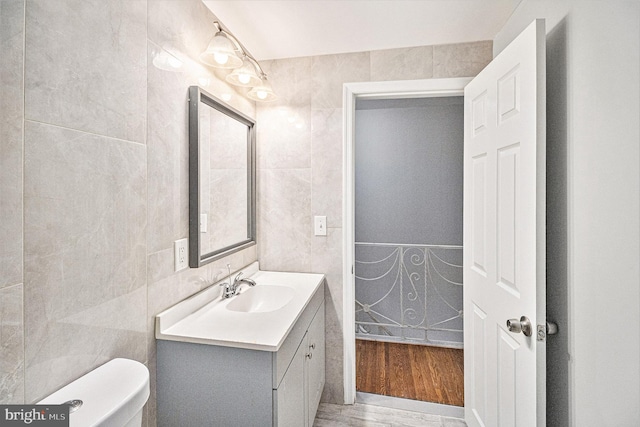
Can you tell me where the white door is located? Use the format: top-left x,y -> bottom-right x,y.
463,19 -> 546,427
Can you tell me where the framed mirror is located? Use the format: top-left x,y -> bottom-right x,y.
188,86 -> 256,267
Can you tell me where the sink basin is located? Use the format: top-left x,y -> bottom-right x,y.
155,266 -> 326,350
226,285 -> 295,313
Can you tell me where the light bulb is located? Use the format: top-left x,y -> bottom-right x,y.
238,73 -> 251,85
214,52 -> 229,65
256,90 -> 268,100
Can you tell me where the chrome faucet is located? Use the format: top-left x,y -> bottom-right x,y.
233,272 -> 256,288
219,265 -> 256,299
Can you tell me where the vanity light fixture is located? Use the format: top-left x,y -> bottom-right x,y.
247,75 -> 277,102
199,30 -> 243,68
200,21 -> 277,102
226,56 -> 262,87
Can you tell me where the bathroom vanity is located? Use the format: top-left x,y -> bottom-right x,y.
155,265 -> 325,427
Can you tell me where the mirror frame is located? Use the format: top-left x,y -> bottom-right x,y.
188,85 -> 256,268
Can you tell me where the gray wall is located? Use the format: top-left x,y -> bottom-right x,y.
0,0 -> 25,404
495,1 -> 640,426
355,97 -> 464,245
0,2 -> 257,426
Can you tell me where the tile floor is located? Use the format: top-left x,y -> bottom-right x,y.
313,403 -> 467,427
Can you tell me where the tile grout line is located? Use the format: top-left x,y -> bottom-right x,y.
22,118 -> 146,147
21,0 -> 27,405
144,0 -> 150,372
144,2 -> 150,424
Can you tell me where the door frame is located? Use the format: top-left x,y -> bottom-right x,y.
342,77 -> 472,404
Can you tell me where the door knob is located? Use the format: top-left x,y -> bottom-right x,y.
506,316 -> 533,337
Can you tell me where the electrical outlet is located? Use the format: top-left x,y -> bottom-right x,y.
174,238 -> 188,271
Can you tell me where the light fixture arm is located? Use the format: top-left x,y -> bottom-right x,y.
213,21 -> 267,78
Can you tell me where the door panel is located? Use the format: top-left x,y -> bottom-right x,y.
463,19 -> 546,427
497,327 -> 519,426
497,144 -> 519,296
471,155 -> 488,276
471,304 -> 488,423
498,65 -> 521,122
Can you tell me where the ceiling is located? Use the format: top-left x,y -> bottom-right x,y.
203,0 -> 522,61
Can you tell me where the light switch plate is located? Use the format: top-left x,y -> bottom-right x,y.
314,216 -> 327,236
174,238 -> 188,271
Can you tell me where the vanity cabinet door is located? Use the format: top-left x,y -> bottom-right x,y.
274,300 -> 325,427
276,338 -> 306,427
306,303 -> 325,427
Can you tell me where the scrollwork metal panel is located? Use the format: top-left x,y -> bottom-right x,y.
355,243 -> 463,347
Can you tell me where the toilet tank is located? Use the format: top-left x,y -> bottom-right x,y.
38,358 -> 149,427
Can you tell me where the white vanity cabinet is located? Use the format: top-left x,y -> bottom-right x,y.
156,272 -> 325,427
306,303 -> 325,426
276,302 -> 325,427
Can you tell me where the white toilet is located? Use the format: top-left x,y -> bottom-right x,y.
38,358 -> 150,427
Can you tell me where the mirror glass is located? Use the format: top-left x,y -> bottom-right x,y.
189,86 -> 256,267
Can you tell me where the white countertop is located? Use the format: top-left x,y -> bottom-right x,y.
155,264 -> 325,352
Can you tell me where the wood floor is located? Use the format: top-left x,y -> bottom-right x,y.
356,339 -> 464,407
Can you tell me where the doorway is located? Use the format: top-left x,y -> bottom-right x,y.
342,78 -> 471,417
353,95 -> 464,407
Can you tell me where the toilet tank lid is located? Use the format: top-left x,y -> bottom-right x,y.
38,358 -> 149,427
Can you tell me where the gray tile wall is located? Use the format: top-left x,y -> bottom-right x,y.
1,1 -> 257,426
0,0 -> 25,405
257,41 -> 492,403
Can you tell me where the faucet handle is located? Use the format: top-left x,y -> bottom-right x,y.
219,281 -> 231,298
